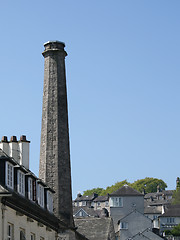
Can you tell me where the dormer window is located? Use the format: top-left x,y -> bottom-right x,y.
17,170 -> 25,196
28,178 -> 33,201
47,191 -> 53,213
120,222 -> 128,229
37,184 -> 44,208
6,162 -> 14,189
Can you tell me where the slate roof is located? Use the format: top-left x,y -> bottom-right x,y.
75,217 -> 115,240
74,193 -> 98,202
146,199 -> 172,207
73,206 -> 101,217
144,190 -> 174,199
93,194 -> 109,202
156,190 -> 174,196
144,206 -> 162,214
161,204 -> 180,217
144,192 -> 157,200
110,185 -> 143,196
129,228 -> 163,240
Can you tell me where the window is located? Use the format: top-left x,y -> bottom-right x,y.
30,233 -> 35,240
28,178 -> 33,200
110,197 -> 123,207
167,217 -> 175,223
17,170 -> 25,196
91,202 -> 94,207
47,191 -> 53,213
37,184 -> 44,208
120,222 -> 128,229
7,223 -> 14,240
82,201 -> 86,206
20,229 -> 25,240
6,162 -> 14,189
105,201 -> 109,207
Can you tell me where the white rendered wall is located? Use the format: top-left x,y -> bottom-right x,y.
1,204 -> 56,240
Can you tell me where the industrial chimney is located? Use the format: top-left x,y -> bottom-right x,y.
39,41 -> 74,228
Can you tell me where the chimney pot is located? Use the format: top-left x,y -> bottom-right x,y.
20,135 -> 27,142
1,136 -> 8,142
10,136 -> 17,142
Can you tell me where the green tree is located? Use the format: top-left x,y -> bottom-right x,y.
101,180 -> 130,195
171,224 -> 180,236
172,188 -> 180,204
130,177 -> 167,193
82,177 -> 167,196
83,187 -> 104,196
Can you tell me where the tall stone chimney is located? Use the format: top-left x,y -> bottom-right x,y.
39,41 -> 74,227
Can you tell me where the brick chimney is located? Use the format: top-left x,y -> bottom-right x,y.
39,41 -> 74,227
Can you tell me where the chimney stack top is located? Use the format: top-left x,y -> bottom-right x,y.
10,136 -> 17,142
20,135 -> 30,142
1,136 -> 8,142
43,41 -> 66,52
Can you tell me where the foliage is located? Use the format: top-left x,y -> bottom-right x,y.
130,177 -> 167,193
172,188 -> 180,205
83,177 -> 167,196
164,229 -> 172,236
100,180 -> 130,196
83,188 -> 104,196
171,224 -> 180,236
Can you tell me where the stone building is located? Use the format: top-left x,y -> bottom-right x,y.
0,137 -> 78,240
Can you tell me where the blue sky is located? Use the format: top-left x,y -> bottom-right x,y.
0,1 -> 180,199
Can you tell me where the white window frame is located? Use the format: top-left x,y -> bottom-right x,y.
47,190 -> 53,213
28,178 -> 33,201
82,201 -> 86,206
7,223 -> 14,240
17,170 -> 25,196
110,197 -> 123,207
37,184 -> 44,208
167,217 -> 175,223
120,222 -> 128,229
6,162 -> 14,189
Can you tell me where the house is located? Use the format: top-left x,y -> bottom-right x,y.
109,185 -> 144,233
144,205 -> 162,229
144,190 -> 174,202
117,210 -> 163,240
73,206 -> 102,218
93,194 -> 109,210
159,204 -> 180,236
0,139 -> 65,240
74,193 -> 98,207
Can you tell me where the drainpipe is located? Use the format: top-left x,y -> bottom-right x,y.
1,203 -> 6,240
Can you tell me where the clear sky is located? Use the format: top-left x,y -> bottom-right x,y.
0,1 -> 180,199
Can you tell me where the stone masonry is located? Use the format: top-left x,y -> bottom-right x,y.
39,41 -> 74,228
